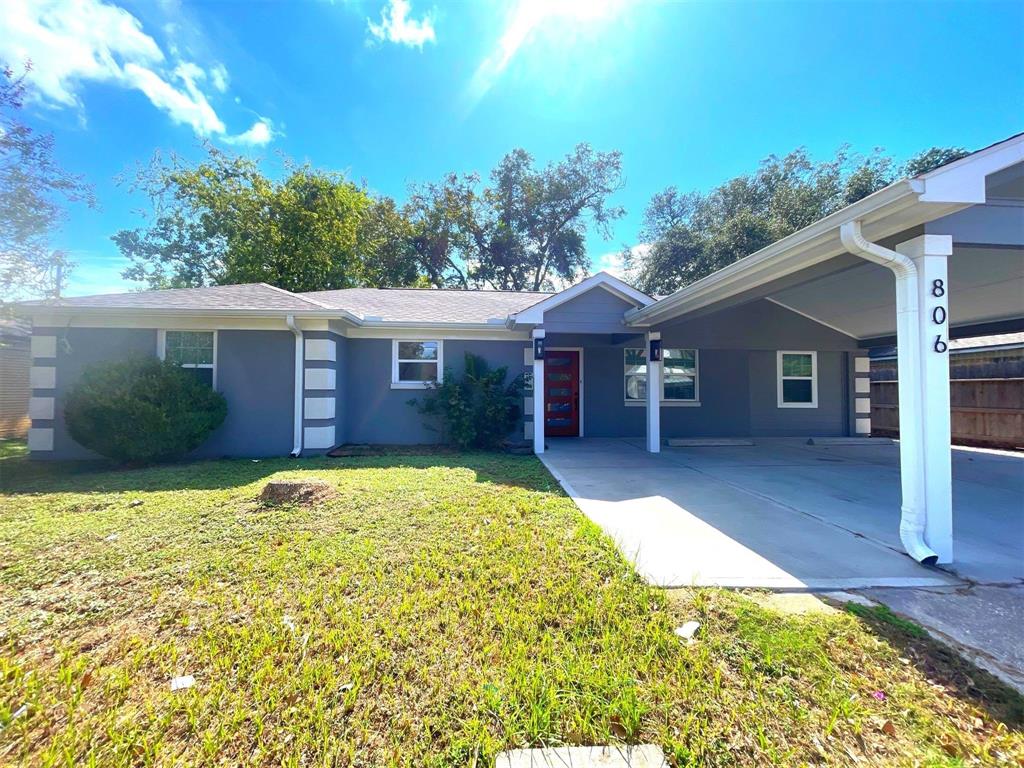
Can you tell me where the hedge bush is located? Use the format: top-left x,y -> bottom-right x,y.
64,356 -> 227,464
410,352 -> 523,449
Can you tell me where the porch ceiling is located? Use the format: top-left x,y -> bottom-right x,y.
763,244 -> 1024,340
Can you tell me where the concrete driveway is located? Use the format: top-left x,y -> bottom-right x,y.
540,437 -> 1024,688
539,438 -> 1022,590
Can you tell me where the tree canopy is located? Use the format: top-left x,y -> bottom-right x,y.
406,144 -> 625,291
0,65 -> 94,303
115,147 -> 406,292
627,145 -> 970,295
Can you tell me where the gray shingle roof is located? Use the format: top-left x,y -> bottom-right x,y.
300,287 -> 553,324
19,283 -> 332,312
17,282 -> 557,323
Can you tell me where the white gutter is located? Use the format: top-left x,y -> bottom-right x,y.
839,221 -> 938,565
285,314 -> 304,457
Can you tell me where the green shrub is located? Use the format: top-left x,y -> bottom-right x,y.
410,352 -> 523,449
64,356 -> 227,464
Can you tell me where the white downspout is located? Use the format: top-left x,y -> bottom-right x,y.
286,314 -> 304,457
839,221 -> 938,565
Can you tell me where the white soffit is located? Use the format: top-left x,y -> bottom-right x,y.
768,246 -> 1024,339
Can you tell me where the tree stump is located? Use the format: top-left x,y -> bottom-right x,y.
259,479 -> 337,505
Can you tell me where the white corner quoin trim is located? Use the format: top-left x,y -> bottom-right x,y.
29,396 -> 55,420
31,335 -> 57,358
30,366 -> 56,390
305,368 -> 336,391
304,396 -> 336,420
304,338 -> 337,362
303,425 -> 336,450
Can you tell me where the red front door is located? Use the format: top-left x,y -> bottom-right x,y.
544,350 -> 580,437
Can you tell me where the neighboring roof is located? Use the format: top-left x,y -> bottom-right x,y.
301,287 -> 552,324
0,318 -> 30,338
949,332 -> 1024,353
18,283 -> 333,314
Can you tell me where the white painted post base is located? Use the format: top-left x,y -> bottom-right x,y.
646,331 -> 661,453
532,329 -> 545,455
898,234 -> 954,563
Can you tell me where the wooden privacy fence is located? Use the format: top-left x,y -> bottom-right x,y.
871,378 -> 1024,449
0,339 -> 31,439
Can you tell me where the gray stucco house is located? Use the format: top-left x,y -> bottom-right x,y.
15,134 -> 1024,566
18,272 -> 868,460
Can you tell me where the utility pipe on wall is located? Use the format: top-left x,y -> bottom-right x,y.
839,221 -> 938,565
286,314 -> 304,457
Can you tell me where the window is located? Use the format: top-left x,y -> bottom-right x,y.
624,348 -> 648,402
663,348 -> 698,402
624,347 -> 699,404
392,340 -> 442,388
777,351 -> 817,407
160,330 -> 216,387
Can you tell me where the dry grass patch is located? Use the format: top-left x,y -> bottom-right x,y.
0,454 -> 1021,766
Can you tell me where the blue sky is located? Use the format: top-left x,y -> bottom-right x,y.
3,0 -> 1022,297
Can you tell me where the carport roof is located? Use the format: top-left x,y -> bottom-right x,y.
626,133 -> 1024,333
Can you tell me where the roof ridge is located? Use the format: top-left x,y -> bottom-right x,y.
300,286 -> 556,295
258,282 -> 334,309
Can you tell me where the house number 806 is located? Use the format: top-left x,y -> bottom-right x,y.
931,278 -> 947,353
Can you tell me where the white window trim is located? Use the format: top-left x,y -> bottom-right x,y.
158,329 -> 218,389
623,347 -> 701,407
777,350 -> 818,408
391,338 -> 443,389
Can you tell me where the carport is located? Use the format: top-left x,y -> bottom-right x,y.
540,438 -> 1022,589
624,134 -> 1024,568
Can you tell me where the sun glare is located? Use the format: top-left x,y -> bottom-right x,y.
462,0 -> 630,114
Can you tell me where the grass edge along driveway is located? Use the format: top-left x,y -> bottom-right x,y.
0,452 -> 1021,766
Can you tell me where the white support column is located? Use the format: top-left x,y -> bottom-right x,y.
646,331 -> 661,453
532,329 -> 545,455
898,234 -> 954,563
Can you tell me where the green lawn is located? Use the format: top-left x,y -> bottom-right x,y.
0,454 -> 1020,766
0,439 -> 27,461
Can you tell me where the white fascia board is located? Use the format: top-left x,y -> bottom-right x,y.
15,304 -> 343,318
345,325 -> 529,340
918,133 -> 1024,204
510,271 -> 654,326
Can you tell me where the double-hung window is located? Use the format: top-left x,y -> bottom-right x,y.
161,330 -> 216,387
624,347 -> 699,404
392,340 -> 442,388
777,351 -> 817,407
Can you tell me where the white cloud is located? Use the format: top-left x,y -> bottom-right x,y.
223,117 -> 276,147
210,63 -> 229,93
0,0 -> 272,143
594,242 -> 648,281
367,0 -> 436,48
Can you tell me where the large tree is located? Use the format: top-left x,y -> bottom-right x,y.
407,144 -> 625,291
115,147 -> 418,293
0,65 -> 94,302
629,145 -> 970,295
